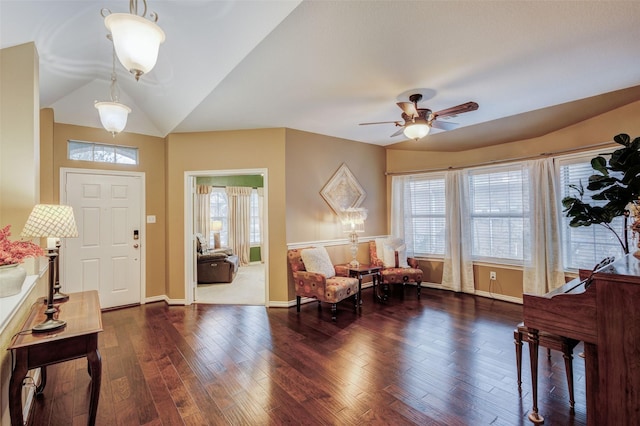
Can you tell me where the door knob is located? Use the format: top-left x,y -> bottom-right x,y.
133,244 -> 139,248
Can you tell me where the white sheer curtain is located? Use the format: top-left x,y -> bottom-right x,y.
257,187 -> 265,263
441,170 -> 475,293
391,175 -> 414,256
195,185 -> 211,246
523,158 -> 565,295
226,186 -> 252,266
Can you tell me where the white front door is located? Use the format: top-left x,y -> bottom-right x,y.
63,170 -> 143,309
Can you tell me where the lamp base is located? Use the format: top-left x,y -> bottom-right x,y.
51,290 -> 69,303
349,259 -> 360,268
32,318 -> 66,333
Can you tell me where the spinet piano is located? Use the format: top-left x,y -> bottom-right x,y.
523,253 -> 640,425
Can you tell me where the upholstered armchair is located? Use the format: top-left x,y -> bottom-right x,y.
287,246 -> 359,321
369,239 -> 423,299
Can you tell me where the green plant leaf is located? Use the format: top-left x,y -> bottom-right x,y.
591,156 -> 608,175
614,133 -> 631,147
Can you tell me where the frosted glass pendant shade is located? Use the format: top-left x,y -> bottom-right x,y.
95,101 -> 131,136
403,123 -> 430,141
105,13 -> 165,80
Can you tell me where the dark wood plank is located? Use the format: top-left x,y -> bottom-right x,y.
29,287 -> 586,425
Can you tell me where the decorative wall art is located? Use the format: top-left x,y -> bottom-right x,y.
320,163 -> 366,214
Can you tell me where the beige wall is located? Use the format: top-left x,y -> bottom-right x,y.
0,42 -> 49,426
46,119 -> 167,298
165,129 -> 288,301
284,129 -> 387,297
0,42 -> 39,230
285,129 -> 387,242
389,99 -> 640,299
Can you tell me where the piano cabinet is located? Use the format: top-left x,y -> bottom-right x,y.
523,253 -> 640,426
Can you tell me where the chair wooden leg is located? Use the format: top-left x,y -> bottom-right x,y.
296,296 -> 301,313
416,281 -> 422,298
318,300 -> 322,311
331,303 -> 337,321
354,293 -> 359,312
514,329 -> 523,391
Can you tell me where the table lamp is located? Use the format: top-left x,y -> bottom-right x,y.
341,207 -> 367,268
211,220 -> 223,249
21,204 -> 78,333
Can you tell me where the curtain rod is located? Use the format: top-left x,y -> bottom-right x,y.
385,140 -> 616,176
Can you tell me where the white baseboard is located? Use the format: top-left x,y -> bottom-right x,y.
474,289 -> 522,304
144,282 -> 522,309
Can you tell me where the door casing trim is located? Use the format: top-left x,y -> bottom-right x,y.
184,168 -> 269,306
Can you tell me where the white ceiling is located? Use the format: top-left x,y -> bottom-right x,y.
2,0 -> 640,152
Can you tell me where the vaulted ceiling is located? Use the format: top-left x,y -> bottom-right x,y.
2,1 -> 640,152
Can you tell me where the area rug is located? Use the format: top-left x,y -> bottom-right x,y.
196,262 -> 266,305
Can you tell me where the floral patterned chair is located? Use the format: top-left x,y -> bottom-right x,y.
287,246 -> 359,321
369,239 -> 423,300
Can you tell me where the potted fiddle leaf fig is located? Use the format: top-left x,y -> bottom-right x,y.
562,133 -> 640,254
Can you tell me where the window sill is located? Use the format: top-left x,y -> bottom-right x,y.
0,260 -> 47,335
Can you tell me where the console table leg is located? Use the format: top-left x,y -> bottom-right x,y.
9,351 -> 28,426
87,345 -> 102,426
36,366 -> 47,395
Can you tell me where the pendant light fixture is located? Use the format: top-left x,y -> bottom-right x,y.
95,39 -> 131,137
102,0 -> 165,81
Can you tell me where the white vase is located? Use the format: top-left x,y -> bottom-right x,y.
0,263 -> 27,297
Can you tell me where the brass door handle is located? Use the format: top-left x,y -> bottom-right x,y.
133,244 -> 139,248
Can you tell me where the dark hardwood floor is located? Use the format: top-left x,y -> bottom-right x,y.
29,287 -> 586,425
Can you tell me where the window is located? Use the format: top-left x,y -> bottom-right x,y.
405,174 -> 446,256
209,188 -> 228,247
250,189 -> 261,245
68,140 -> 138,165
468,165 -> 529,263
208,187 -> 261,248
557,153 -> 625,270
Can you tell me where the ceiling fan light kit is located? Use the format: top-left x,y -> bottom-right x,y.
404,122 -> 430,140
102,0 -> 165,81
360,93 -> 479,141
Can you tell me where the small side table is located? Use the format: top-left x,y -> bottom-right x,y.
347,265 -> 384,304
8,290 -> 103,426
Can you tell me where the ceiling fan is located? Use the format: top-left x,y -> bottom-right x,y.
360,94 -> 479,140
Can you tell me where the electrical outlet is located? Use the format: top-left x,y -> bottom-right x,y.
489,271 -> 497,280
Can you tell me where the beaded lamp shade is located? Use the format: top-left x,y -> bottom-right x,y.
21,205 -> 78,238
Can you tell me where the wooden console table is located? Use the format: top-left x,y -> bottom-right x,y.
8,290 -> 103,426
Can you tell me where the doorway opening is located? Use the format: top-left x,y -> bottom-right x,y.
184,168 -> 269,306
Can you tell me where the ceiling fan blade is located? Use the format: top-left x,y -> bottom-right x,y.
431,120 -> 459,131
433,101 -> 479,118
390,127 -> 405,137
359,120 -> 401,126
396,101 -> 418,117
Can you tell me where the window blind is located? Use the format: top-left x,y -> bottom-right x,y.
407,175 -> 446,256
557,154 -> 625,270
468,165 -> 529,262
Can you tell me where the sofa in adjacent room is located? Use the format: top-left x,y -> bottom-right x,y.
196,234 -> 239,284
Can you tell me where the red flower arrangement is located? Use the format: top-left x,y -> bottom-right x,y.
0,225 -> 45,266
